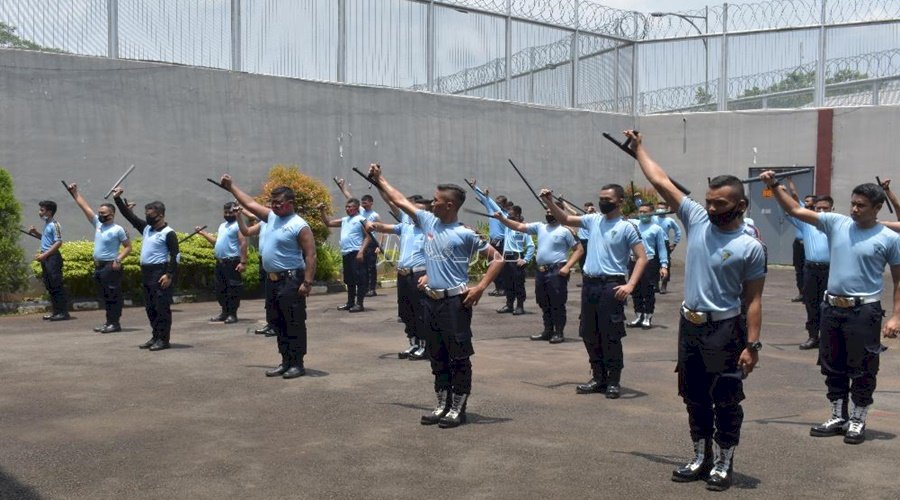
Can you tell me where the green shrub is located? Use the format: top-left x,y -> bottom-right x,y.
0,168 -> 29,295
257,164 -> 332,242
623,184 -> 661,217
314,242 -> 341,282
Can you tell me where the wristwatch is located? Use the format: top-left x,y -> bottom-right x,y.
746,341 -> 763,352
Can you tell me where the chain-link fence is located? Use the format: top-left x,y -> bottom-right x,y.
1,0 -> 898,114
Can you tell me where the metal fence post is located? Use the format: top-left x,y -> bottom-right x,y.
427,0 -> 435,92
570,0 -> 580,108
505,0 -> 512,100
815,0 -> 827,107
231,0 -> 241,72
630,13 -> 639,116
718,3 -> 729,111
107,0 -> 118,59
614,44 -> 620,112
337,0 -> 347,83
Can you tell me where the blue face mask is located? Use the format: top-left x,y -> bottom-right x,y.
639,214 -> 652,223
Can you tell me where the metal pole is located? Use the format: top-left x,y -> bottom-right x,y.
427,0 -> 435,91
703,6 -> 709,100
231,0 -> 241,72
337,0 -> 347,83
814,0 -> 827,107
631,13 -> 639,116
570,0 -> 579,108
107,0 -> 118,58
718,3 -> 729,111
614,44 -> 620,112
505,0 -> 512,99
529,47 -> 535,102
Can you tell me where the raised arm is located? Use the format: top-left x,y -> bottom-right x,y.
66,183 -> 96,223
760,170 -> 819,226
627,130 -> 684,210
196,226 -> 217,245
880,178 -> 900,221
494,212 -> 528,233
111,187 -> 147,232
375,183 -> 402,220
316,204 -> 344,228
785,176 -> 801,203
234,208 -> 261,237
336,178 -> 353,200
367,164 -> 417,221
220,174 -> 271,222
540,190 -> 582,227
364,221 -> 398,234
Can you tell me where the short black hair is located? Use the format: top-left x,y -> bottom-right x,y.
496,195 -> 508,206
270,186 -> 296,202
346,198 -> 360,207
600,184 -> 625,200
708,175 -> 746,202
584,201 -> 594,207
437,183 -> 466,207
509,205 -> 522,217
361,194 -> 374,203
223,201 -> 238,211
145,201 -> 166,216
99,203 -> 116,214
38,200 -> 57,215
851,183 -> 885,206
815,195 -> 834,206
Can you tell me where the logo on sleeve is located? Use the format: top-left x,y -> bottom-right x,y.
721,249 -> 733,262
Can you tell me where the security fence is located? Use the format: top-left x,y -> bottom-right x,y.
1,0 -> 898,114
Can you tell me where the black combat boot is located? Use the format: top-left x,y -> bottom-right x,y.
705,444 -> 735,491
420,390 -> 451,425
438,393 -> 469,428
672,438 -> 713,482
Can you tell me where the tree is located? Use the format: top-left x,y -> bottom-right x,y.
0,168 -> 30,295
0,22 -> 64,52
737,68 -> 869,108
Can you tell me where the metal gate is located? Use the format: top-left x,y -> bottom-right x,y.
747,166 -> 815,265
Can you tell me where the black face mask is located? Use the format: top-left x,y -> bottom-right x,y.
598,201 -> 617,214
224,216 -> 236,223
98,214 -> 112,223
545,215 -> 556,224
708,206 -> 743,228
146,214 -> 160,226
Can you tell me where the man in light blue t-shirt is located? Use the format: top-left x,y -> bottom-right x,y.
628,204 -> 669,329
66,183 -> 132,333
785,195 -> 833,350
653,200 -> 681,294
369,164 -> 505,430
632,131 -> 766,491
196,202 -> 249,324
496,205 -> 535,316
544,184 -> 648,401
319,198 -> 372,312
764,172 -> 900,446
27,200 -> 70,321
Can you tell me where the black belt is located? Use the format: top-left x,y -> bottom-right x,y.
805,261 -> 830,269
583,275 -> 626,284
217,256 -> 241,263
537,262 -> 565,273
267,269 -> 304,282
504,251 -> 522,259
94,260 -> 114,269
140,263 -> 168,270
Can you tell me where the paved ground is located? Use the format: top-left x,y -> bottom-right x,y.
1,267 -> 899,499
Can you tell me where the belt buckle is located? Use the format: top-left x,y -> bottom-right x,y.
833,296 -> 854,308
683,308 -> 706,325
397,268 -> 410,276
538,265 -> 548,273
268,272 -> 280,282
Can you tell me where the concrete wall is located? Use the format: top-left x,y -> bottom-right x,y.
3,49 -> 900,264
0,49 -> 632,245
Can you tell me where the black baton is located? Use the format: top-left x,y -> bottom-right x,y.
207,178 -> 229,191
179,225 -> 207,244
740,168 -> 812,184
603,132 -> 692,195
877,176 -> 894,214
18,227 -> 40,240
508,158 -> 547,209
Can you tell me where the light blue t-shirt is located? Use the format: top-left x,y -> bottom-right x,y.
257,220 -> 268,253
678,198 -> 768,312
580,213 -> 642,276
473,186 -> 507,240
416,210 -> 488,290
526,222 -> 577,266
393,222 -> 426,269
213,220 -> 241,259
787,216 -> 829,263
577,226 -> 590,240
636,220 -> 669,266
261,212 -> 309,273
816,213 -> 900,296
140,225 -> 175,265
502,227 -> 535,262
41,219 -> 62,252
652,215 -> 682,244
91,215 -> 128,261
361,208 -> 380,223
339,214 -> 367,254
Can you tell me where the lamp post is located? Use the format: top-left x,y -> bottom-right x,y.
651,8 -> 710,106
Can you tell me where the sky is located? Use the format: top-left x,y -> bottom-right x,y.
603,0 -> 719,11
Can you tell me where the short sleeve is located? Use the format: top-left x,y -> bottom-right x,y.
415,209 -> 435,230
815,212 -> 840,235
677,197 -> 707,231
624,221 -> 642,247
118,226 -> 129,242
581,213 -> 599,231
392,224 -> 402,236
745,240 -> 768,281
888,235 -> 900,266
525,223 -> 539,235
